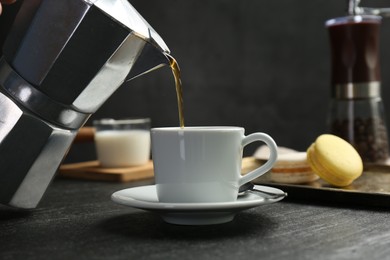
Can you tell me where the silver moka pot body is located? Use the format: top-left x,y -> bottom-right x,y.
0,0 -> 170,209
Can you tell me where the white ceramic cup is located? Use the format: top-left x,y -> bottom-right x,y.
151,126 -> 278,203
94,118 -> 151,167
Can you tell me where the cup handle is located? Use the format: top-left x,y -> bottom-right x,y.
239,133 -> 278,186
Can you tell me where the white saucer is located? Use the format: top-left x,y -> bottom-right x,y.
111,185 -> 285,225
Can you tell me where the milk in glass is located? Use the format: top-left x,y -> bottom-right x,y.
95,130 -> 150,167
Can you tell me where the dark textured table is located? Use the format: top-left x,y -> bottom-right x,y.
2,177 -> 390,260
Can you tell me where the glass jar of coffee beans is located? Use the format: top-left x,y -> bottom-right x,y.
328,97 -> 389,163
326,15 -> 390,164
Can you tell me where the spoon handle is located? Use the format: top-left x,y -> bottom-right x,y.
250,186 -> 287,200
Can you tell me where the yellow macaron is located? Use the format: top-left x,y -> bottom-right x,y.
307,134 -> 363,187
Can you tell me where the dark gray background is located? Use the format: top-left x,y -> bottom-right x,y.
93,0 -> 339,151
87,0 -> 390,154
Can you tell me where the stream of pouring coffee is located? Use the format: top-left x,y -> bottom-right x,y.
167,54 -> 185,128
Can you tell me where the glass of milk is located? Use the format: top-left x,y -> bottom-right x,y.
93,118 -> 151,168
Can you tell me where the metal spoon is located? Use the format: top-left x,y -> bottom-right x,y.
238,182 -> 287,200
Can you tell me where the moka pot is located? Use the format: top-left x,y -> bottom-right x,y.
0,0 -> 170,209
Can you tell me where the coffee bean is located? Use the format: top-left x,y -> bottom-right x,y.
331,116 -> 389,163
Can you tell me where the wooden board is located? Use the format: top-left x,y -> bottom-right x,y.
59,160 -> 154,182
59,157 -> 259,183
